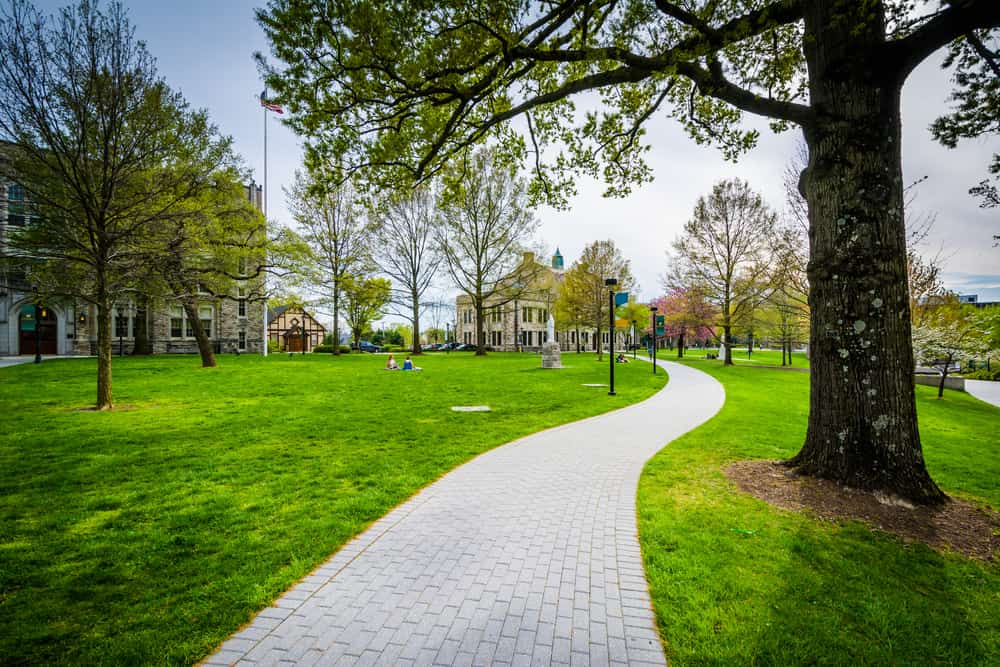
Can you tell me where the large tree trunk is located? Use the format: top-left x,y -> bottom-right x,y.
788,0 -> 944,505
183,300 -> 217,368
677,330 -> 685,358
474,294 -> 486,356
96,296 -> 113,410
412,293 -> 422,354
332,285 -> 341,355
722,324 -> 733,365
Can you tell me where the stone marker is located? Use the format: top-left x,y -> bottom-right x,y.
582,383 -> 608,387
541,314 -> 562,369
451,405 -> 491,412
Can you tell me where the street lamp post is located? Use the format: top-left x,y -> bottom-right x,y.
650,306 -> 658,375
34,304 -> 42,364
605,278 -> 618,396
514,298 -> 520,353
631,319 -> 637,360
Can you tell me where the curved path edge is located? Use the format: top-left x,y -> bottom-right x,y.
205,357 -> 725,667
964,379 -> 1000,409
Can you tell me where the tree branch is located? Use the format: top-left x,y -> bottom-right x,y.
886,0 -> 1000,81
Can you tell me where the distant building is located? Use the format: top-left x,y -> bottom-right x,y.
454,249 -> 628,352
267,306 -> 326,352
958,294 -> 1000,308
0,181 -> 265,356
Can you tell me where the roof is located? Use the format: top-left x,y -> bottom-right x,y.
267,305 -> 328,331
267,305 -> 290,324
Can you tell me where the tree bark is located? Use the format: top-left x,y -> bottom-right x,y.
722,324 -> 732,365
183,300 -> 217,368
96,296 -> 113,410
788,0 -> 944,504
332,285 -> 341,355
412,293 -> 422,354
474,293 -> 486,355
678,330 -> 685,358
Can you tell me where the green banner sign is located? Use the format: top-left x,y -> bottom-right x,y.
20,304 -> 36,331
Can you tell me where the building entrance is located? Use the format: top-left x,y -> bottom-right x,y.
19,305 -> 58,355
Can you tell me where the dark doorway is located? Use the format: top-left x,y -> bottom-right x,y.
19,306 -> 57,355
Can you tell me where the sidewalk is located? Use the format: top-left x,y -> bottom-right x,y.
205,358 -> 725,667
965,379 -> 1000,409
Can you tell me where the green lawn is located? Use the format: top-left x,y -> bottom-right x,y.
677,347 -> 811,368
638,359 -> 999,665
0,352 -> 664,665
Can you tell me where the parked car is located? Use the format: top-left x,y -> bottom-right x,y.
422,343 -> 441,351
454,343 -> 476,351
357,340 -> 382,353
438,342 -> 459,351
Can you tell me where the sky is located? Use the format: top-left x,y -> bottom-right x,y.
37,1 -> 999,318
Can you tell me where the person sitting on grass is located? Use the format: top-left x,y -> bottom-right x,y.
402,355 -> 422,371
386,354 -> 399,370
616,353 -> 629,364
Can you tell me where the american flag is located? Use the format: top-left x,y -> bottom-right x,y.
259,91 -> 284,114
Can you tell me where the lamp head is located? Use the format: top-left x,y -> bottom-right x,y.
605,278 -> 618,287
650,306 -> 658,312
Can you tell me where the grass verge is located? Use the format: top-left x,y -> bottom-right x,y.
638,359 -> 999,665
0,352 -> 664,665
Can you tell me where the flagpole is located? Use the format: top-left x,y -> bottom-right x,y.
262,94 -> 269,357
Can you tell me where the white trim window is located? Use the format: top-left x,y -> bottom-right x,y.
238,331 -> 247,350
170,304 -> 214,338
238,287 -> 247,318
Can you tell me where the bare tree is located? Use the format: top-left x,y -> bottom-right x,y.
371,185 -> 442,354
286,170 -> 370,354
668,179 -> 776,365
0,0 -> 237,409
437,150 -> 540,355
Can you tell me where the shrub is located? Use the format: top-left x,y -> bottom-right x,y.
312,345 -> 353,354
965,367 -> 1000,381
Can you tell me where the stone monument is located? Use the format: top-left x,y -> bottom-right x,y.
541,314 -> 562,369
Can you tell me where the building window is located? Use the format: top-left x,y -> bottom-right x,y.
522,307 -> 533,323
6,184 -> 28,226
238,287 -> 246,318
170,306 -> 183,338
237,256 -> 248,276
200,306 -> 213,338
542,331 -> 548,344
238,331 -> 246,350
170,304 -> 214,338
539,309 -> 547,323
526,331 -> 534,346
115,313 -> 129,338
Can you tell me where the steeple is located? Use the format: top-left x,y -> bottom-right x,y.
551,247 -> 564,270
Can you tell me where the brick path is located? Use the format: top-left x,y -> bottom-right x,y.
205,359 -> 724,666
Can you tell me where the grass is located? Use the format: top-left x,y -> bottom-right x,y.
677,347 -> 811,368
638,359 -> 999,665
0,351 -> 664,665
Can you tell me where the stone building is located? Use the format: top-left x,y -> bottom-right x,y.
0,181 -> 265,356
454,249 -> 628,352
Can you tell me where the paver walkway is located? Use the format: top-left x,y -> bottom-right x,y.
206,359 -> 725,667
965,379 -> 1000,408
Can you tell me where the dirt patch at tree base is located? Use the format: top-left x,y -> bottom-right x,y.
726,460 -> 999,561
